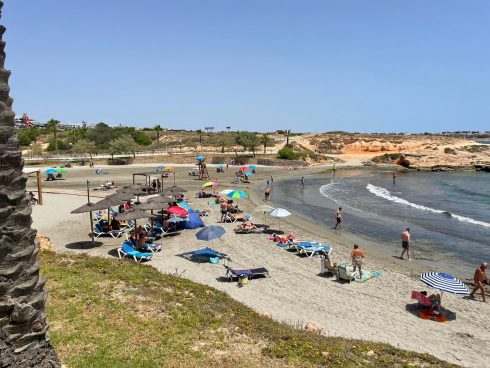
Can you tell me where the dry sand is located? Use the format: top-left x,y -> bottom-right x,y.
29,164 -> 490,368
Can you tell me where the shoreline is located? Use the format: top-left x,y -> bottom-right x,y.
29,163 -> 490,367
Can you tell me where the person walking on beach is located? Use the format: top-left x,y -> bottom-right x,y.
400,228 -> 411,260
470,262 -> 488,302
270,176 -> 274,185
351,244 -> 365,278
264,186 -> 271,202
334,207 -> 343,229
300,176 -> 305,189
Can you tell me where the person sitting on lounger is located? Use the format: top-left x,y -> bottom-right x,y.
421,291 -> 441,313
110,218 -> 121,230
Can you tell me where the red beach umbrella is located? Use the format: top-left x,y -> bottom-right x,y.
167,206 -> 188,216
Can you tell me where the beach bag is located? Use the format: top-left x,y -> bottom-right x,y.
238,274 -> 249,287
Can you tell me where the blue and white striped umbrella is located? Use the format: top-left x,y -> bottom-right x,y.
420,272 -> 469,295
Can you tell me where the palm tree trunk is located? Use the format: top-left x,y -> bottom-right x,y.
0,4 -> 60,366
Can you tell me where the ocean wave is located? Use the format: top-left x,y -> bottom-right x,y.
366,184 -> 490,228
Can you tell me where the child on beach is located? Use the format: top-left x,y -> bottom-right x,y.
264,187 -> 271,201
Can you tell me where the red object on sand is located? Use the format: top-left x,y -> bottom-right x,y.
419,309 -> 447,323
167,206 -> 188,216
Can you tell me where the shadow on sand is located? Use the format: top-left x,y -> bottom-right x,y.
65,241 -> 104,250
405,303 -> 457,321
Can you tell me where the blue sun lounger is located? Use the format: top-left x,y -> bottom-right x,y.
224,265 -> 269,282
117,241 -> 153,262
94,222 -> 124,238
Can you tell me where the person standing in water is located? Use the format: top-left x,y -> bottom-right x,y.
270,175 -> 274,185
393,170 -> 397,184
400,228 -> 411,260
300,176 -> 305,189
334,207 -> 343,230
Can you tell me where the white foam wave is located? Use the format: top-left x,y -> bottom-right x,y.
366,184 -> 490,228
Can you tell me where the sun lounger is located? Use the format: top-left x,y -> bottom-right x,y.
289,241 -> 320,252
411,291 -> 433,308
224,265 -> 269,282
117,241 -> 153,262
94,223 -> 124,238
320,255 -> 337,276
336,264 -> 356,283
234,226 -> 266,234
301,245 -> 332,258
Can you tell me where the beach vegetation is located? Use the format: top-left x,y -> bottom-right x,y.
73,139 -> 97,159
47,139 -> 70,152
132,130 -> 153,146
444,147 -> 457,155
278,146 -> 303,160
46,119 -> 61,154
109,135 -> 140,159
39,251 -> 455,368
261,133 -> 271,153
235,131 -> 259,156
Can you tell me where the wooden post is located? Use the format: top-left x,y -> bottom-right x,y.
36,170 -> 43,205
87,180 -> 94,244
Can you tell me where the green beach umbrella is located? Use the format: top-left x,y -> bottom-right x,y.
227,190 -> 249,199
56,168 -> 67,173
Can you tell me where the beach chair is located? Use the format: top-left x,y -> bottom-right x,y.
411,291 -> 432,308
336,264 -> 356,283
223,214 -> 237,223
302,245 -> 332,258
94,223 -> 124,238
320,255 -> 337,276
224,265 -> 269,282
290,241 -> 320,253
117,241 -> 153,262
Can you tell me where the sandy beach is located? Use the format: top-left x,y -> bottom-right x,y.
29,164 -> 490,368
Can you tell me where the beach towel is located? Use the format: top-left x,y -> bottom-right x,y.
339,263 -> 382,283
419,309 -> 448,323
354,269 -> 382,283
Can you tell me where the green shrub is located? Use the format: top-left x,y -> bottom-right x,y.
444,147 -> 457,155
132,131 -> 153,146
47,139 -> 70,151
278,147 -> 301,160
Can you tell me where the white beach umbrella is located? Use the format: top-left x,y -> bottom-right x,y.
220,189 -> 234,195
268,208 -> 291,218
268,208 -> 291,231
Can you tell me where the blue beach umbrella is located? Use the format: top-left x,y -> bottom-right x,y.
227,190 -> 249,199
248,165 -> 257,169
420,272 -> 469,296
196,155 -> 205,161
244,171 -> 254,177
45,168 -> 57,174
195,226 -> 226,241
216,163 -> 225,167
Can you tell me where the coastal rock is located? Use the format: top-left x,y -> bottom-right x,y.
304,321 -> 325,334
394,154 -> 410,168
258,311 -> 271,319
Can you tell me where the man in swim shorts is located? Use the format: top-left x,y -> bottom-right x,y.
400,228 -> 411,260
351,244 -> 365,278
470,262 -> 488,302
334,207 -> 342,230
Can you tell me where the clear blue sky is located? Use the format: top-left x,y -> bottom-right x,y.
3,1 -> 490,132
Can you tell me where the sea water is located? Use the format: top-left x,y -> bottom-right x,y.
272,170 -> 490,277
